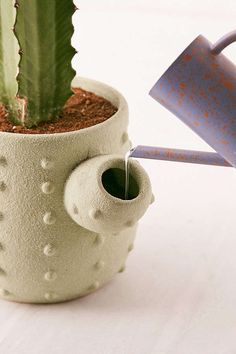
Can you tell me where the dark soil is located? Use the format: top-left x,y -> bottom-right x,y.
0,88 -> 118,134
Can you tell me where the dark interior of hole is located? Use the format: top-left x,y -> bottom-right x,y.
102,168 -> 139,200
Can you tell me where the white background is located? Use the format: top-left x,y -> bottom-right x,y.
1,1 -> 236,353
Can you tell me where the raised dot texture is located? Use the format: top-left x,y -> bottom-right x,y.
41,181 -> 55,194
0,289 -> 9,296
95,234 -> 105,245
94,260 -> 105,270
44,244 -> 56,257
119,265 -> 125,273
0,268 -> 5,275
41,158 -> 54,170
150,193 -> 155,204
73,204 -> 78,214
0,157 -> 7,166
43,211 -> 56,225
45,292 -> 57,301
89,281 -> 100,291
0,182 -> 6,192
121,132 -> 128,145
125,220 -> 135,228
89,208 -> 102,220
128,244 -> 134,252
44,271 -> 57,281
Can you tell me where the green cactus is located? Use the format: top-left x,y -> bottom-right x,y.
0,0 -> 76,127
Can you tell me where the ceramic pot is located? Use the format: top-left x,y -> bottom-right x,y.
0,77 -> 152,303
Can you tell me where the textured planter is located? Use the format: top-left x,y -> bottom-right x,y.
0,77 -> 152,303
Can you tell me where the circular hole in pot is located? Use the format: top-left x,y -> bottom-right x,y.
102,168 -> 139,200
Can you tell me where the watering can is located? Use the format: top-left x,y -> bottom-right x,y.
130,30 -> 236,169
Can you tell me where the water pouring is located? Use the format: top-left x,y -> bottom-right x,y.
0,10 -> 235,304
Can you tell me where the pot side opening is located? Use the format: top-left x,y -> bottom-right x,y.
102,168 -> 139,200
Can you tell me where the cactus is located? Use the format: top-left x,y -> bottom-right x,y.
0,0 -> 76,127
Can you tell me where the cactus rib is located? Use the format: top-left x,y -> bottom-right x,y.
0,0 -> 20,124
14,0 -> 76,127
0,0 -> 76,127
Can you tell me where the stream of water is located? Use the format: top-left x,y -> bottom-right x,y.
124,147 -> 136,200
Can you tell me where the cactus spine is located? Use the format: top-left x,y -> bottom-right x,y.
0,0 -> 76,127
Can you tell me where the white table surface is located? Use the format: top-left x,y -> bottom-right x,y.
1,1 -> 236,353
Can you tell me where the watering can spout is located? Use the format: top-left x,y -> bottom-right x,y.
130,145 -> 232,167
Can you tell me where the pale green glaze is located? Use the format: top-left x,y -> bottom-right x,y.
0,78 -> 152,303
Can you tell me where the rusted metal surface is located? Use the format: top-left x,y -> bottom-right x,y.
149,31 -> 236,168
130,145 -> 232,167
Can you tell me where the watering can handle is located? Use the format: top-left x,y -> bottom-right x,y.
211,30 -> 236,54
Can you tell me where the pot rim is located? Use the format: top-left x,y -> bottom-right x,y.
0,77 -> 128,140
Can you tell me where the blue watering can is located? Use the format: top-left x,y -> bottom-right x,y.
131,30 -> 236,169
